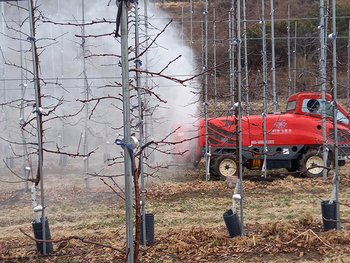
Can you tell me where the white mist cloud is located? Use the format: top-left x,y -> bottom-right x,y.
0,0 -> 199,173
134,3 -> 199,133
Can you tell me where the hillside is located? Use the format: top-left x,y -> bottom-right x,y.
157,0 -> 318,21
154,0 -> 349,115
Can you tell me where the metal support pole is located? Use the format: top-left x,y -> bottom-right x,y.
229,11 -> 233,107
243,0 -> 249,115
0,2 -> 11,169
0,3 -> 4,163
190,0 -> 193,74
262,0 -> 267,179
82,0 -> 89,189
270,0 -> 276,112
320,0 -> 327,180
17,1 -> 28,192
325,0 -> 329,67
204,0 -> 209,182
28,0 -> 46,254
120,0 -> 134,261
287,5 -> 291,97
347,20 -> 350,111
331,0 -> 340,231
134,1 -> 146,246
236,0 -> 245,236
230,0 -> 235,106
293,21 -> 297,93
213,8 -> 217,117
143,0 -> 150,187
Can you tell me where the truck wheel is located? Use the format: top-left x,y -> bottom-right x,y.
287,159 -> 299,172
214,155 -> 237,179
299,150 -> 326,177
210,158 -> 220,181
210,171 -> 221,181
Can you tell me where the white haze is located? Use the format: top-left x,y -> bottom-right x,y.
0,0 -> 199,182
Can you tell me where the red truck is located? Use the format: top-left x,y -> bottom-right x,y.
173,92 -> 350,179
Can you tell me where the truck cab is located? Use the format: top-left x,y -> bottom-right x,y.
286,92 -> 350,127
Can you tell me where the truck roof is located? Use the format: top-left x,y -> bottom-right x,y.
285,92 -> 350,126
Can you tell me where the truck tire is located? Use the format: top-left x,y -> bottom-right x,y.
210,158 -> 221,180
287,159 -> 299,172
299,149 -> 326,177
214,155 -> 238,179
210,171 -> 221,181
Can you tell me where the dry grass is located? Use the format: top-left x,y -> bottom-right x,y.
1,162 -> 350,262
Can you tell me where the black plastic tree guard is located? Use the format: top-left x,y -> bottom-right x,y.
223,209 -> 241,238
140,213 -> 155,246
32,217 -> 53,254
321,200 -> 337,231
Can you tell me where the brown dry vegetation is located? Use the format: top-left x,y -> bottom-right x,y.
1,161 -> 350,262
156,0 -> 350,116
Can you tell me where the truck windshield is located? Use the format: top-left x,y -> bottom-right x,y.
302,99 -> 349,125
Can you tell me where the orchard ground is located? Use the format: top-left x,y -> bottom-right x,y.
1,160 -> 350,262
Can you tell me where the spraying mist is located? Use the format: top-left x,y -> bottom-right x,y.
0,0 -> 199,185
